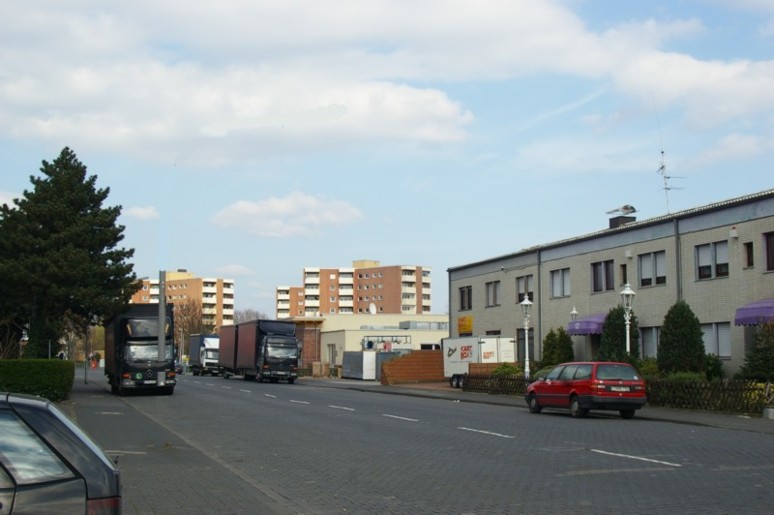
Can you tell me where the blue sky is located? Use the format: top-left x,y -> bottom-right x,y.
1,1 -> 773,316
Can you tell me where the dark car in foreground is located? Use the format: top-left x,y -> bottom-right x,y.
525,361 -> 647,419
0,392 -> 121,514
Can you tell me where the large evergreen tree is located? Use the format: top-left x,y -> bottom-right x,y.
657,300 -> 705,374
599,305 -> 640,362
0,148 -> 139,358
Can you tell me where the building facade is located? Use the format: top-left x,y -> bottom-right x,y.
447,189 -> 774,376
130,270 -> 235,329
293,313 -> 449,372
276,260 -> 432,318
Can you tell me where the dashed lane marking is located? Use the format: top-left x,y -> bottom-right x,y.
591,449 -> 682,467
458,427 -> 514,439
382,414 -> 418,422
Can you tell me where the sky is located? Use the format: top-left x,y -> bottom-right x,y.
1,1 -> 773,317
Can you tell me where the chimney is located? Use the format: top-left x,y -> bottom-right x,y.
609,215 -> 636,229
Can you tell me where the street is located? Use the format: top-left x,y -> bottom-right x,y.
68,370 -> 774,514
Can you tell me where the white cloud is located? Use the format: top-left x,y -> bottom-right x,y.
693,133 -> 774,166
125,206 -> 160,220
212,191 -> 364,237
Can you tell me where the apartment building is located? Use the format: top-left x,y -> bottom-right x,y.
448,189 -> 774,376
276,260 -> 432,318
130,270 -> 235,329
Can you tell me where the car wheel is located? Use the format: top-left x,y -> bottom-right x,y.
570,396 -> 588,418
527,393 -> 542,414
619,409 -> 635,419
287,378 -> 296,384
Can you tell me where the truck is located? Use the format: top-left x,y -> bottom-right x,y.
188,333 -> 221,376
104,304 -> 176,395
219,319 -> 300,383
443,336 -> 516,388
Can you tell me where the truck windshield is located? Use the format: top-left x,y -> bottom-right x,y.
204,349 -> 219,359
124,343 -> 174,361
266,345 -> 297,359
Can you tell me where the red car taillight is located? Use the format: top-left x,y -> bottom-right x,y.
87,496 -> 121,515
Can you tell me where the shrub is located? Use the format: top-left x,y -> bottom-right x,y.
705,354 -> 724,380
542,327 -> 574,368
658,301 -> 706,374
599,306 -> 640,361
637,357 -> 660,379
735,323 -> 774,382
491,362 -> 522,378
0,359 -> 74,401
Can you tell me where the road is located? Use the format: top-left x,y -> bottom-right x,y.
69,371 -> 774,514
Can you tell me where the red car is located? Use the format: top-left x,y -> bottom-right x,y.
525,361 -> 647,419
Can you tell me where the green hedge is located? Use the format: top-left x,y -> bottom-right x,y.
0,360 -> 75,402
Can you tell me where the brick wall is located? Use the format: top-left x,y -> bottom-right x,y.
380,350 -> 445,385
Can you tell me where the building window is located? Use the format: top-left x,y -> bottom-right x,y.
744,241 -> 754,268
550,268 -> 571,298
485,281 -> 500,307
766,232 -> 774,271
696,241 -> 729,280
701,322 -> 731,358
620,264 -> 628,286
639,251 -> 666,287
459,286 -> 472,311
641,327 -> 659,358
516,275 -> 533,302
591,260 -> 615,292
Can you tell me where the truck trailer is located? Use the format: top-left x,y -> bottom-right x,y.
104,304 -> 176,395
443,336 -> 516,388
220,319 -> 300,383
189,333 -> 221,376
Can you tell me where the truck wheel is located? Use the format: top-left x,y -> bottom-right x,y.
110,383 -> 118,395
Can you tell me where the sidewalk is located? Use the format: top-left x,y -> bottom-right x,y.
304,377 -> 774,435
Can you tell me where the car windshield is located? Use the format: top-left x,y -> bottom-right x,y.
204,349 -> 219,359
596,364 -> 640,380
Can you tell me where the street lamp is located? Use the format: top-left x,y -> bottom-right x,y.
620,283 -> 636,354
570,306 -> 578,321
520,296 -> 532,379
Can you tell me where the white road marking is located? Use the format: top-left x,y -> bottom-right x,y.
239,389 -> 251,393
329,405 -> 356,411
105,450 -> 147,455
591,449 -> 682,467
291,400 -> 310,405
221,386 -> 232,389
265,394 -> 277,398
98,411 -> 123,415
382,414 -> 418,422
458,427 -> 514,439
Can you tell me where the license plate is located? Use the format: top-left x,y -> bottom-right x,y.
143,380 -> 157,385
610,386 -> 629,392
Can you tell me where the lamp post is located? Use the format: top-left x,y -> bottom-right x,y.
520,297 -> 532,379
570,306 -> 578,322
620,283 -> 636,354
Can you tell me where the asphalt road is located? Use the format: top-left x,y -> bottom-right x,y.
67,370 -> 774,514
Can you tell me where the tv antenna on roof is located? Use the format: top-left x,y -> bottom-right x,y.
657,150 -> 683,213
